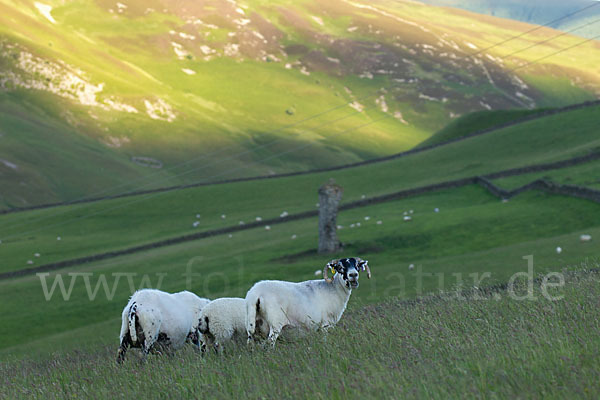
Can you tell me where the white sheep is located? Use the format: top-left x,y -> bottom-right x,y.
194,297 -> 269,354
245,257 -> 370,347
117,289 -> 210,363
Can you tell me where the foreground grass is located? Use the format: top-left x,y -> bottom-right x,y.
2,266 -> 598,399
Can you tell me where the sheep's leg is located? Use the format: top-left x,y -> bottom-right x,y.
143,330 -> 160,359
213,341 -> 223,355
267,325 -> 282,348
116,332 -> 131,364
200,334 -> 211,356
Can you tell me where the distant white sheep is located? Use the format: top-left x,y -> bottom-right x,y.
245,258 -> 370,347
580,234 -> 592,242
117,289 -> 209,363
194,297 -> 269,354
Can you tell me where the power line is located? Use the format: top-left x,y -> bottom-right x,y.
510,33 -> 600,71
499,17 -> 600,60
468,1 -> 600,57
37,2 -> 598,209
39,3 -> 600,204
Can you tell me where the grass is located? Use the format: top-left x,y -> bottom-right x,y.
2,264 -> 598,398
492,159 -> 600,190
1,103 -> 598,274
416,108 -> 545,148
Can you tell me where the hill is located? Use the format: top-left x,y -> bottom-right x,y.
415,107 -> 544,147
1,0 -> 599,207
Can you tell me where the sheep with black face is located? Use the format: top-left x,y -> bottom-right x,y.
245,257 -> 370,347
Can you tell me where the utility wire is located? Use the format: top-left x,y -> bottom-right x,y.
468,1 -> 600,57
510,33 -> 600,71
499,17 -> 600,60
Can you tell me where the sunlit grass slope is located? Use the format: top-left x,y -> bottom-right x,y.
0,0 -> 599,205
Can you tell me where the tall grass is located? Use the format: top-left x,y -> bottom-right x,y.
2,265 -> 598,399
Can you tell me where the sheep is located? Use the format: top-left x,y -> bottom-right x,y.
117,289 -> 210,363
194,297 -> 269,354
245,257 -> 370,347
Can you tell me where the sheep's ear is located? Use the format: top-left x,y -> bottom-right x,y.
357,259 -> 371,279
327,260 -> 338,274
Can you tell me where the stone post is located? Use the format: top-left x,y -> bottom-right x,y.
318,179 -> 343,254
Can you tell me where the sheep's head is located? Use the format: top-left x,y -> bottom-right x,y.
323,257 -> 370,289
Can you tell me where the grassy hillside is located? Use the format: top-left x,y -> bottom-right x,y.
493,159 -> 600,191
1,103 -> 598,275
2,265 -> 599,398
415,107 -> 543,148
0,0 -> 599,206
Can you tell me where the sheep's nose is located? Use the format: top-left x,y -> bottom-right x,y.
349,272 -> 358,279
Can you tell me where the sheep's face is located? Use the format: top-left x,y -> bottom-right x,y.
336,258 -> 361,289
325,257 -> 370,288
